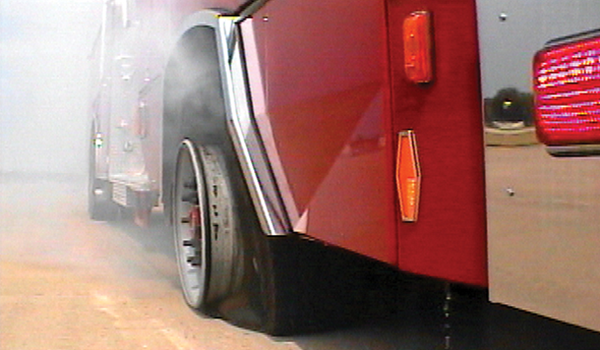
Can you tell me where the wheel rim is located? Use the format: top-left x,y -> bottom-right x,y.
174,140 -> 209,308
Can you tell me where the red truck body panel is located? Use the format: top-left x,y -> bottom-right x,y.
250,0 -> 397,265
387,0 -> 487,286
248,0 -> 487,285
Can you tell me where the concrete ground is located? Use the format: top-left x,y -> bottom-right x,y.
2,174 -> 600,350
0,175 -> 300,350
0,174 -> 434,350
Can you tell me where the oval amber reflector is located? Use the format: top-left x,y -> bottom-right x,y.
403,11 -> 433,83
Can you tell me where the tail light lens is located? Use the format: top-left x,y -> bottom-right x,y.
533,35 -> 600,146
403,11 -> 433,84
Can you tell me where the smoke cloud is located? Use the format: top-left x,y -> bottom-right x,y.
0,0 -> 103,175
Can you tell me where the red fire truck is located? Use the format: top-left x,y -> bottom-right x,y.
88,0 -> 600,335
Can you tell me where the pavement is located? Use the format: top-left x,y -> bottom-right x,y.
0,175 -> 299,350
2,173 -> 600,350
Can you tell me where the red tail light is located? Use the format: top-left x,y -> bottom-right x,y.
534,35 -> 600,147
403,11 -> 433,83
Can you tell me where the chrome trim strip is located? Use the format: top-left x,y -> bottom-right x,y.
216,15 -> 291,235
237,19 -> 302,229
545,28 -> 600,47
237,0 -> 270,21
546,144 -> 600,157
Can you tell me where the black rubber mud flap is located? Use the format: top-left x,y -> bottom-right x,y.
260,236 -> 380,336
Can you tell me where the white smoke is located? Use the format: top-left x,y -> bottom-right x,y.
0,0 -> 103,175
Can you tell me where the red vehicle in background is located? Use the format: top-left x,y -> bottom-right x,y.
88,0 -> 600,335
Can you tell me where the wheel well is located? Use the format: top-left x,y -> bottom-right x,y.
162,25 -> 228,215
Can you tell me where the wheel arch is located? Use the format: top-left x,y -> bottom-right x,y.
162,10 -> 229,217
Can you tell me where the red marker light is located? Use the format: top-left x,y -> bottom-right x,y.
534,35 -> 600,146
403,11 -> 433,83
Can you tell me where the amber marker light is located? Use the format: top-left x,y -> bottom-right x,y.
396,130 -> 422,222
403,11 -> 433,83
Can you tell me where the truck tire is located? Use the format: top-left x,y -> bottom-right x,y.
88,127 -> 119,221
172,138 -> 306,335
173,140 -> 245,310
